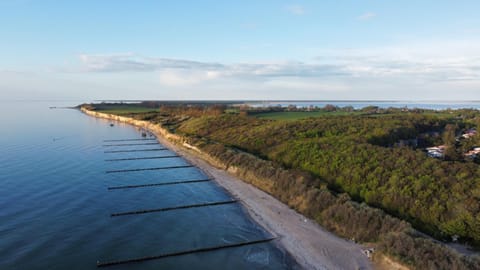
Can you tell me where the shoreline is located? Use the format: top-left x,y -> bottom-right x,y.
81,108 -> 373,270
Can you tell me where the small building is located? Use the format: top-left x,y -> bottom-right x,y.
464,147 -> 480,159
462,129 -> 477,139
428,150 -> 444,158
426,145 -> 446,159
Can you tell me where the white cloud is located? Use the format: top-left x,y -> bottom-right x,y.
77,54 -> 348,85
314,40 -> 480,82
63,40 -> 480,100
77,42 -> 480,84
79,53 -> 223,72
285,5 -> 305,15
357,12 -> 376,21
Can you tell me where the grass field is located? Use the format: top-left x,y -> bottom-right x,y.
95,106 -> 160,114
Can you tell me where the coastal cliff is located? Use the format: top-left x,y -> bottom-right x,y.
81,107 -> 187,148
81,107 -> 277,194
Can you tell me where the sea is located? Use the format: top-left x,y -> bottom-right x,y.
0,101 -> 297,270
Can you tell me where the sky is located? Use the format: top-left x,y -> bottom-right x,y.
0,0 -> 479,101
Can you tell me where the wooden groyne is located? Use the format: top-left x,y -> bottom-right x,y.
104,148 -> 167,154
105,165 -> 193,173
104,155 -> 179,162
108,179 -> 212,190
103,138 -> 157,142
103,143 -> 159,147
96,237 -> 276,267
110,200 -> 238,217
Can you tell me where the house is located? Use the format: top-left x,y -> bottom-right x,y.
426,145 -> 446,158
462,129 -> 477,139
464,147 -> 480,159
428,150 -> 444,158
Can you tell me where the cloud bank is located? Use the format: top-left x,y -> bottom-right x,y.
40,40 -> 478,100
78,41 -> 480,86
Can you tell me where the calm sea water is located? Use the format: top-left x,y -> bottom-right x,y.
0,102 -> 297,270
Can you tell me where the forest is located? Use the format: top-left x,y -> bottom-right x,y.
178,111 -> 480,241
86,102 -> 480,269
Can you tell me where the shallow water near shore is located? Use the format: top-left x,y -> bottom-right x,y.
0,102 -> 297,270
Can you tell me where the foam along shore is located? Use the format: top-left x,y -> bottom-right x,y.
81,107 -> 373,270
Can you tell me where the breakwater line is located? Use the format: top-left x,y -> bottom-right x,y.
104,148 -> 167,153
105,165 -> 193,173
110,200 -> 238,217
107,179 -> 212,190
103,138 -> 157,142
104,155 -> 179,161
103,143 -> 159,147
96,237 -> 276,268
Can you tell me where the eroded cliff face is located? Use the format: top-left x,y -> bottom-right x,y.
81,107 -> 183,144
80,107 -> 230,168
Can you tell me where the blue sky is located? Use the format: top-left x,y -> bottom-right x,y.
1,0 -> 479,100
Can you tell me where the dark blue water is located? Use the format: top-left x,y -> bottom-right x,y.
0,102 -> 297,270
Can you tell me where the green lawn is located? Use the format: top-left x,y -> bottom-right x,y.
95,106 -> 160,115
